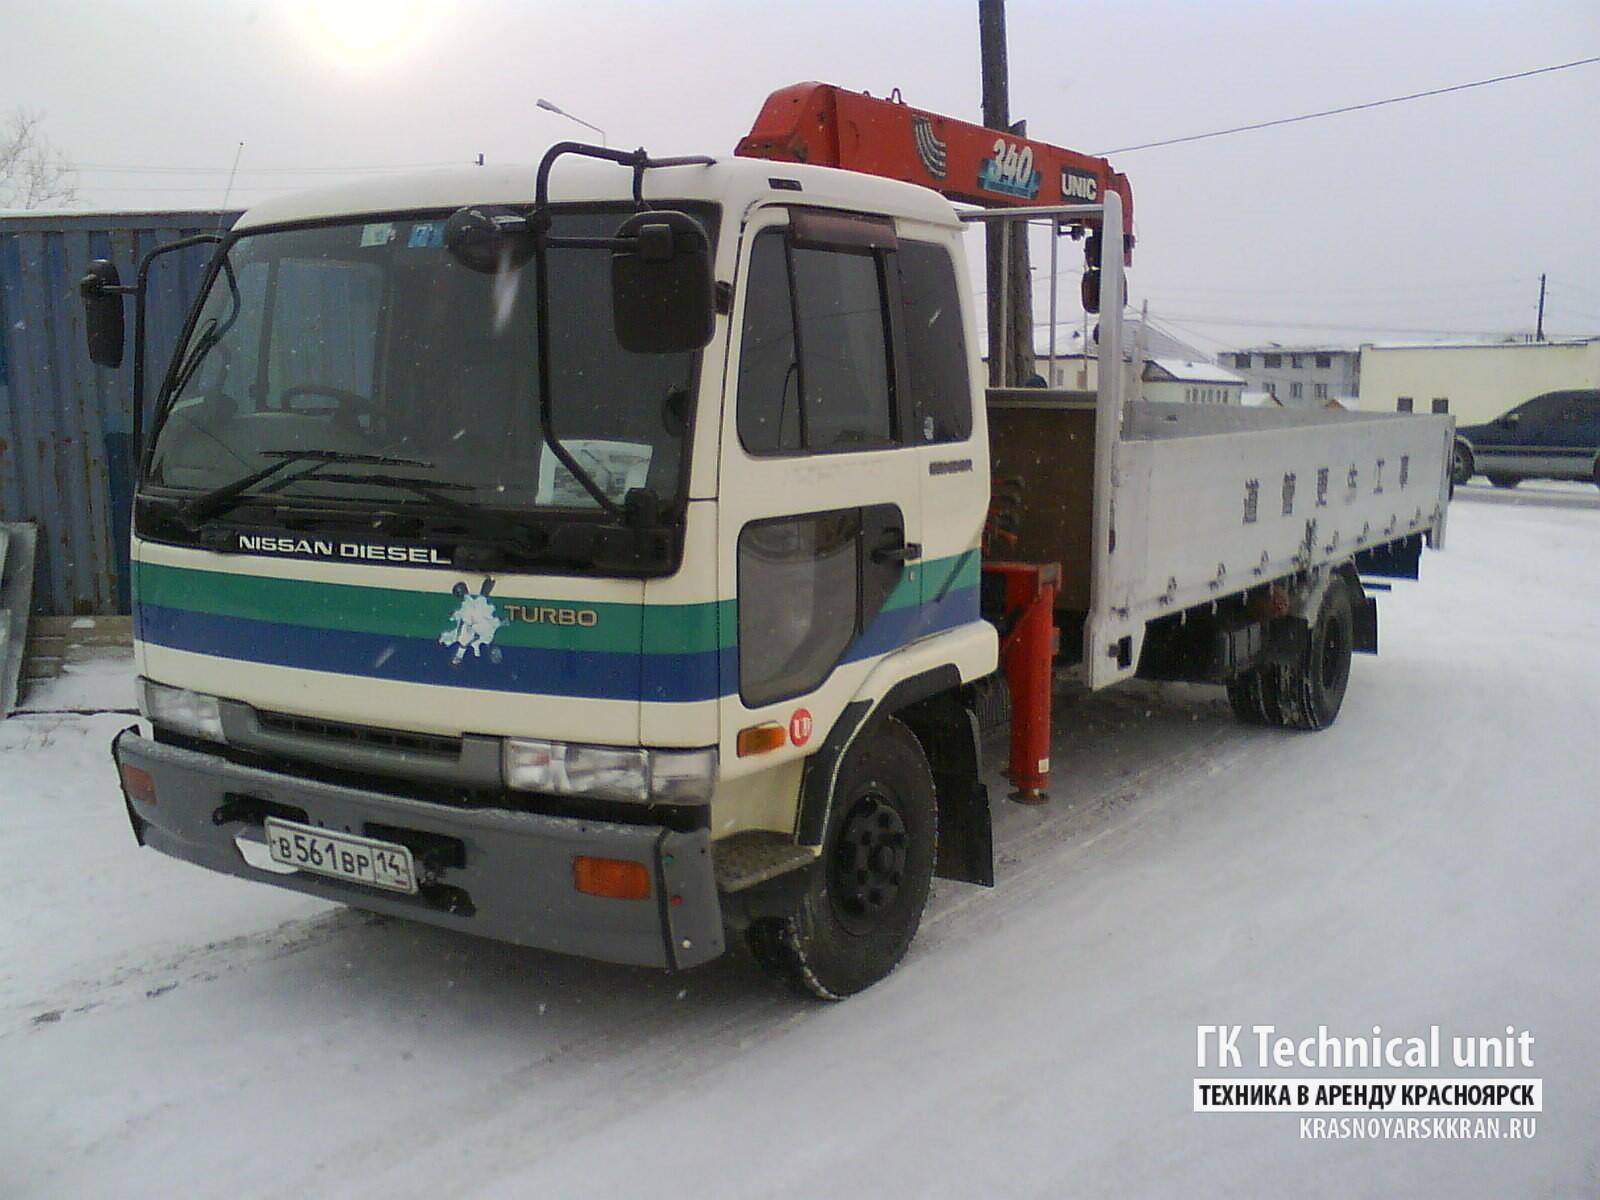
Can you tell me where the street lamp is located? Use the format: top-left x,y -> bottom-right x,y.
536,98 -> 607,147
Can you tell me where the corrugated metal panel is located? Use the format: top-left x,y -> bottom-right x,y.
0,210 -> 239,615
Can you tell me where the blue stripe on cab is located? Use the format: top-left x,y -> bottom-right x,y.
848,585 -> 981,663
138,603 -> 719,703
136,583 -> 982,706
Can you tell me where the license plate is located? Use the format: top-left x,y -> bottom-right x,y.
263,818 -> 417,895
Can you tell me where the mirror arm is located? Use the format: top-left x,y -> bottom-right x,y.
525,142 -> 715,521
529,230 -> 625,519
533,140 -> 715,213
523,143 -> 717,521
126,233 -> 227,474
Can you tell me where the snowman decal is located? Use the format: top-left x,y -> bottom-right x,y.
439,577 -> 504,666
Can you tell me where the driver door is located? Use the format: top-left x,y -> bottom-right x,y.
716,209 -> 924,817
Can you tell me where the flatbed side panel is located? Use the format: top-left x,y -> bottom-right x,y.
1084,409 -> 1452,688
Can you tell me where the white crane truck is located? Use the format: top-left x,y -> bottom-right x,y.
81,85 -> 1452,998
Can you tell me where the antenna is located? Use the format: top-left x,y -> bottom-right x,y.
217,141 -> 245,231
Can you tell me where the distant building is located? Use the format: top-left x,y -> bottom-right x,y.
1225,346 -> 1360,408
1142,358 -> 1244,404
1357,337 -> 1600,426
1014,319 -> 1213,390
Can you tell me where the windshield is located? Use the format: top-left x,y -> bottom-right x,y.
146,208 -> 712,514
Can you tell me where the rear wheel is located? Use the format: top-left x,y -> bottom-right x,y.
1226,669 -> 1281,726
746,717 -> 937,1000
1488,474 -> 1521,489
1228,577 -> 1355,731
1451,442 -> 1474,486
1270,577 -> 1355,731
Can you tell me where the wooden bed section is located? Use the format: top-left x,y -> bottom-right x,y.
985,390 -> 1097,612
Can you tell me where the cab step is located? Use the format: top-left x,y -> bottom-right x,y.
713,832 -> 816,893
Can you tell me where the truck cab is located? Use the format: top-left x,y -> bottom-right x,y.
106,152 -> 996,995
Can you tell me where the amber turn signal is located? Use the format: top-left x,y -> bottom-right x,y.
572,855 -> 651,900
736,722 -> 786,757
120,763 -> 157,806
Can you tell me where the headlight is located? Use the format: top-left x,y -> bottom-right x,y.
138,678 -> 225,742
503,739 -> 716,805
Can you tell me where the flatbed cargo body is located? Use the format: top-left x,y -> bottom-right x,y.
988,393 -> 1451,687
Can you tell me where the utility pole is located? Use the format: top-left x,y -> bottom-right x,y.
1535,273 -> 1546,342
979,0 -> 1034,387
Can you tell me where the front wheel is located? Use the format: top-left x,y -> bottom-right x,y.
747,717 -> 937,1000
1451,442 -> 1474,486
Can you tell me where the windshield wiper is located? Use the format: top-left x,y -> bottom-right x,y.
306,471 -> 553,558
164,257 -> 243,406
179,449 -> 434,527
167,316 -> 220,405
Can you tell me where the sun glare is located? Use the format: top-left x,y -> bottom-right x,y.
288,0 -> 443,69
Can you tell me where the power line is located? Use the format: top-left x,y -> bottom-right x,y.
1098,55 -> 1600,154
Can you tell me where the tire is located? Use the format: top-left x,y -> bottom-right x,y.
1226,669 -> 1282,726
1487,474 -> 1520,489
1270,577 -> 1355,731
746,717 -> 937,1000
1450,442 -> 1474,486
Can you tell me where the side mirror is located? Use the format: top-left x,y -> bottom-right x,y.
1498,412 -> 1520,430
80,259 -> 126,368
611,211 -> 714,354
444,205 -> 536,274
1080,269 -> 1101,314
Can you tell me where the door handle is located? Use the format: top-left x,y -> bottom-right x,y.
871,539 -> 922,565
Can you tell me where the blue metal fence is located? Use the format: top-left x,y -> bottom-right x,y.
0,210 -> 238,615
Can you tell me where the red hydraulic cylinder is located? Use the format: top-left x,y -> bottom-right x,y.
983,561 -> 1060,804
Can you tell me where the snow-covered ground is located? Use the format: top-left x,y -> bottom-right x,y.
2,491 -> 1596,1198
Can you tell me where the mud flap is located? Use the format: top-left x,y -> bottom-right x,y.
898,692 -> 994,888
1352,594 -> 1378,654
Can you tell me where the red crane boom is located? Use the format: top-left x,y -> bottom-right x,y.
735,81 -> 1133,258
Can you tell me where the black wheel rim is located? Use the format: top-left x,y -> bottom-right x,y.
828,790 -> 908,935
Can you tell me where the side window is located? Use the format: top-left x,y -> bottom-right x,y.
737,229 -> 894,455
736,232 -> 801,454
791,247 -> 893,450
1397,397 -> 1413,413
738,510 -> 861,706
1431,398 -> 1449,414
1521,394 -> 1563,425
897,240 -> 973,443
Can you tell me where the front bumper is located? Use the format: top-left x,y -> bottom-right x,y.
111,730 -> 725,969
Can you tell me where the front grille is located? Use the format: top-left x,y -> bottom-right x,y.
256,710 -> 463,759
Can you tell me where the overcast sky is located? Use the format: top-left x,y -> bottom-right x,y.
5,0 -> 1599,352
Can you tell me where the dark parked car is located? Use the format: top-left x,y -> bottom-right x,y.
1453,389 -> 1600,488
